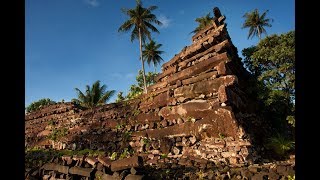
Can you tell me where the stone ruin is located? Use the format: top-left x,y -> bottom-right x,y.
25,7 -> 295,180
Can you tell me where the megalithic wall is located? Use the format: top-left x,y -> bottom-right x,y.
25,7 -> 264,167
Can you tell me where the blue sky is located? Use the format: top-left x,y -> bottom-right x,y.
25,0 -> 295,106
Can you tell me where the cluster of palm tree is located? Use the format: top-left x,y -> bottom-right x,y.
118,0 -> 164,94
71,6 -> 273,109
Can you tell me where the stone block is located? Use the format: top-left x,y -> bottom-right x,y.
111,156 -> 142,172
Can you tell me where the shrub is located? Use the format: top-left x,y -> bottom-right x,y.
266,133 -> 294,157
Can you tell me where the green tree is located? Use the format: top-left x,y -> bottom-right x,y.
118,0 -> 162,94
73,80 -> 115,109
142,39 -> 164,73
127,70 -> 157,100
242,9 -> 273,39
242,31 -> 295,131
115,92 -> 125,103
26,98 -> 56,113
191,13 -> 213,34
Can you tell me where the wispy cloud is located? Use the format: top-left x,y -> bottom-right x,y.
179,10 -> 185,15
84,0 -> 100,7
158,14 -> 171,29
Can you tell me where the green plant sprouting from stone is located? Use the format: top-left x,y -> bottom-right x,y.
132,109 -> 141,116
143,138 -> 151,149
123,131 -> 132,142
47,127 -> 68,141
110,152 -> 118,160
186,116 -> 196,123
160,153 -> 168,159
218,133 -> 226,139
119,148 -> 130,159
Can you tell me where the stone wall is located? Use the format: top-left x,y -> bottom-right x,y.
25,7 -> 270,175
25,153 -> 295,179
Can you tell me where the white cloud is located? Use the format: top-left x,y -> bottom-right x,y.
84,0 -> 100,7
158,14 -> 171,29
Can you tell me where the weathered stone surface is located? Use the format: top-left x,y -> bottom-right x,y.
161,52 -> 182,74
181,71 -> 217,85
147,81 -> 167,92
158,99 -> 219,120
172,147 -> 180,155
145,108 -> 239,139
61,155 -> 73,165
69,167 -> 93,177
139,92 -> 175,112
37,130 -> 51,137
205,142 -> 225,149
218,85 -> 228,103
154,65 -> 177,82
192,21 -> 216,42
189,136 -> 197,145
41,163 -> 69,174
111,156 -> 142,172
130,167 -> 137,175
164,52 -> 229,86
216,61 -> 228,75
101,173 -> 115,180
160,137 -> 173,154
124,174 -> 145,180
178,40 -> 230,69
174,75 -> 237,99
130,112 -> 161,124
85,157 -> 98,166
180,24 -> 226,60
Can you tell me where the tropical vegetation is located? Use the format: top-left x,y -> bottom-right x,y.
72,80 -> 115,109
241,31 -> 295,157
242,9 -> 273,39
142,39 -> 164,73
26,98 -> 56,113
191,13 -> 213,34
116,70 -> 157,101
118,0 -> 162,94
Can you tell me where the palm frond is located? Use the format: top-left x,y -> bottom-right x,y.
98,90 -> 116,105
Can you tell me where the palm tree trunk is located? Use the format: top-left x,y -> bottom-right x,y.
153,62 -> 157,73
257,26 -> 261,40
138,28 -> 148,94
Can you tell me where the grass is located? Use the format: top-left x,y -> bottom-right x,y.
160,153 -> 168,159
266,133 -> 295,157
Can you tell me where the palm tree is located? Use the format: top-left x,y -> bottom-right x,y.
142,40 -> 164,73
242,9 -> 273,39
191,13 -> 213,34
118,0 -> 162,94
73,80 -> 115,109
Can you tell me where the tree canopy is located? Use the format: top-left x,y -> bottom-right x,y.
242,9 -> 273,39
116,70 -> 157,101
26,98 -> 56,113
191,13 -> 213,34
118,0 -> 162,94
72,80 -> 115,109
242,31 -> 295,129
142,39 -> 164,73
